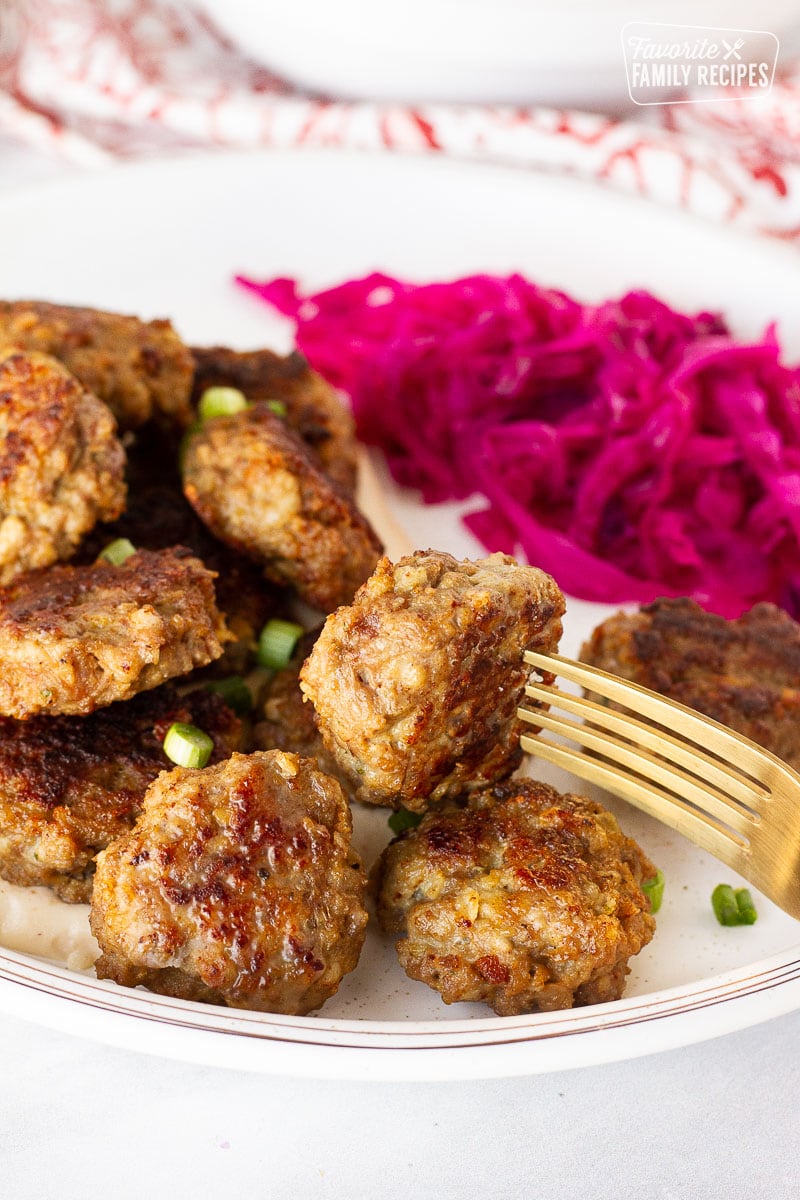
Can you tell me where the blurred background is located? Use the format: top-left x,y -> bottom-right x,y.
0,0 -> 800,238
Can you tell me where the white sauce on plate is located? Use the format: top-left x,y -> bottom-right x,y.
0,879 -> 98,971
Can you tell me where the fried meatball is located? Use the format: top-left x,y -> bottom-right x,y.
82,423 -> 280,675
90,750 -> 369,1014
581,598 -> 800,772
0,686 -> 241,903
300,551 -> 565,811
182,403 -> 382,612
253,628 -> 354,795
0,300 -> 194,431
0,349 -> 125,584
375,779 -> 657,1016
191,345 -> 357,491
0,547 -> 229,718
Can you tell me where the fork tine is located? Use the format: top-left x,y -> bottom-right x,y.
519,731 -> 750,872
524,650 -> 780,780
521,650 -> 800,922
520,705 -> 756,838
523,682 -> 768,811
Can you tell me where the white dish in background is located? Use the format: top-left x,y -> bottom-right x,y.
196,0 -> 800,107
0,148 -> 799,1079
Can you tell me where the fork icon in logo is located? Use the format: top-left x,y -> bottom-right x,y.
723,37 -> 745,60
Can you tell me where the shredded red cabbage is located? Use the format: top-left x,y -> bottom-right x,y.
236,271 -> 800,618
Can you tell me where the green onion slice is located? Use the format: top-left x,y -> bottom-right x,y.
98,538 -> 136,566
204,675 -> 252,716
266,399 -> 287,418
198,386 -> 249,421
641,869 -> 665,914
734,887 -> 758,925
712,883 -> 739,926
388,808 -> 423,836
711,884 -> 758,926
163,722 -> 214,769
257,618 -> 304,670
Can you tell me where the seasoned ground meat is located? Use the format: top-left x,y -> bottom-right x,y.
191,345 -> 357,491
0,547 -> 229,718
253,628 -> 354,796
0,349 -> 125,583
375,779 -> 657,1016
581,598 -> 800,771
82,423 -> 280,675
90,750 -> 369,1014
0,300 -> 194,430
0,686 -> 241,903
182,403 -> 382,612
300,551 -> 565,811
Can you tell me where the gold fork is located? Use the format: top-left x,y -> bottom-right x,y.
518,650 -> 800,922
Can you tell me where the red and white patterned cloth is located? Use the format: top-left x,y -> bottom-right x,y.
2,0 -> 800,239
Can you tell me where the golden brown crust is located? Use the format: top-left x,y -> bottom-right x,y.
300,551 -> 565,811
191,346 -> 357,491
0,547 -> 229,718
581,598 -> 800,771
0,349 -> 126,583
90,750 -> 369,1013
183,403 -> 382,612
0,686 -> 241,903
81,422 -> 281,676
375,779 -> 657,1016
0,300 -> 194,431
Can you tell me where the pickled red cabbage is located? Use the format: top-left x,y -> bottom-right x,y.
238,271 -> 800,618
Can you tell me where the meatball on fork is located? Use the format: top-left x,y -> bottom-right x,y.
301,550 -> 566,810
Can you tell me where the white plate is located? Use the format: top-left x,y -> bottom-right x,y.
0,149 -> 798,1080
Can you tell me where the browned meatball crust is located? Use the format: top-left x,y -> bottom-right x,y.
182,403 -> 382,612
581,598 -> 800,772
0,349 -> 125,583
191,345 -> 357,491
0,300 -> 194,431
300,551 -> 565,811
0,547 -> 229,718
90,750 -> 369,1014
375,779 -> 657,1016
253,628 -> 354,796
82,423 -> 281,675
0,686 -> 241,903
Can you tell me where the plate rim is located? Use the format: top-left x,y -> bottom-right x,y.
2,939 -> 800,1045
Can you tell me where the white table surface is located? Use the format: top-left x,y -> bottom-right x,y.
0,132 -> 797,1200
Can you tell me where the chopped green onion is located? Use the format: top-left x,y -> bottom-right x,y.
257,618 -> 304,670
641,869 -> 665,914
163,722 -> 214,769
98,538 -> 136,566
198,386 -> 249,421
204,675 -> 252,716
711,884 -> 739,926
711,883 -> 758,926
734,888 -> 758,925
266,399 -> 287,418
388,808 -> 423,835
